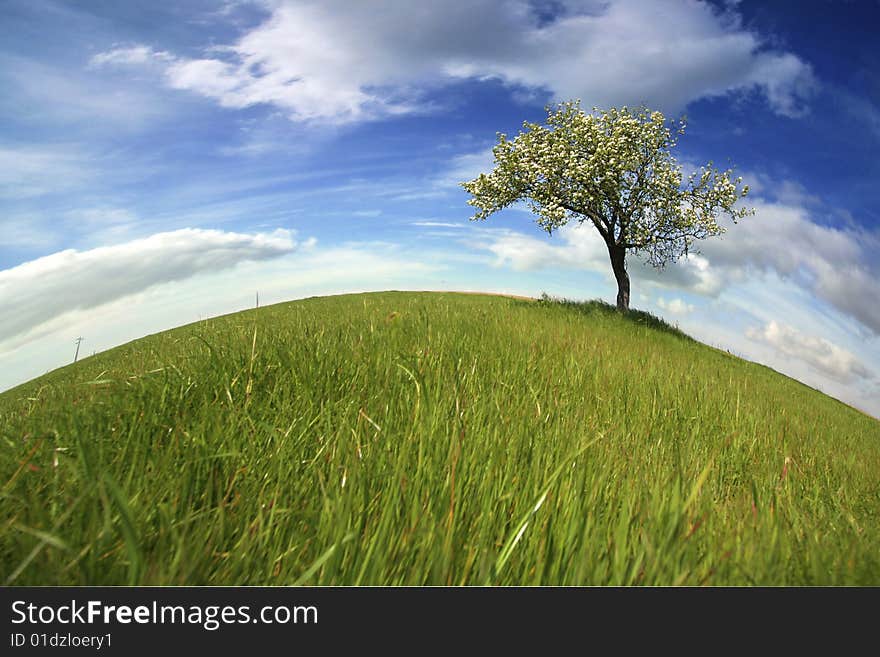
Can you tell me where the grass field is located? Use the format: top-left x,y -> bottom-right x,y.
2,291 -> 878,585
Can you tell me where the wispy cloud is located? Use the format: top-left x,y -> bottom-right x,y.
0,53 -> 171,130
435,148 -> 496,189
89,45 -> 175,68
836,88 -> 880,140
410,221 -> 468,228
0,144 -> 94,199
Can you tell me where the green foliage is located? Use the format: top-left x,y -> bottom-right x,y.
1,292 -> 878,585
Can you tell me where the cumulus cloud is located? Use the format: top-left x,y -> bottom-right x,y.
699,199 -> 880,335
746,320 -> 874,384
94,0 -> 816,123
0,228 -> 298,346
469,189 -> 880,335
478,221 -> 724,295
656,297 -> 694,315
484,223 -> 604,270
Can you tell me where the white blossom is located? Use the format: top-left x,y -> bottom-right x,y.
461,101 -> 753,270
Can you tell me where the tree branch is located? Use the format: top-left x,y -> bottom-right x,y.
559,201 -> 610,239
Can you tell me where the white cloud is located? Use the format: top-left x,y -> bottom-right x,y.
464,197 -> 880,410
89,45 -> 175,68
838,90 -> 880,140
468,188 -> 880,335
657,297 -> 694,315
0,241 -> 443,394
746,320 -> 874,384
484,223 -> 604,271
0,214 -> 61,250
477,221 -> 723,295
436,148 -> 497,189
0,53 -> 171,129
699,199 -> 880,335
0,145 -> 93,199
0,228 -> 298,347
69,207 -> 139,227
98,0 -> 815,124
411,221 -> 468,228
671,288 -> 878,417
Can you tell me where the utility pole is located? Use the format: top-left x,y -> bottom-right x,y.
74,337 -> 83,363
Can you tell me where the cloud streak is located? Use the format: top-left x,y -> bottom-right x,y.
0,228 -> 298,346
0,144 -> 94,199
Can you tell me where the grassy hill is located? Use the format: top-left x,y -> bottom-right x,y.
2,291 -> 878,585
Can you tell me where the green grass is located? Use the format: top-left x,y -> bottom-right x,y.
2,291 -> 878,585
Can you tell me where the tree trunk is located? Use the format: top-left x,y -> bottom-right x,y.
607,243 -> 630,312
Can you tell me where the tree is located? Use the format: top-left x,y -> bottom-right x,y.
461,101 -> 753,312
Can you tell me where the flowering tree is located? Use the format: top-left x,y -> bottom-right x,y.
461,102 -> 752,312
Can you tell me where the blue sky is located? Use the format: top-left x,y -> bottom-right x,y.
1,0 -> 878,417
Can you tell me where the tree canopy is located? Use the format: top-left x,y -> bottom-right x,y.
462,101 -> 753,311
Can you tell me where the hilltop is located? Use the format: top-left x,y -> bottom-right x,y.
2,291 -> 878,585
